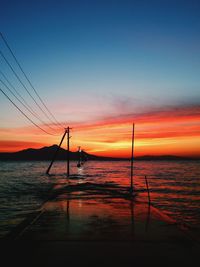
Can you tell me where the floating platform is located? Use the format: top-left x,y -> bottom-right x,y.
2,182 -> 199,266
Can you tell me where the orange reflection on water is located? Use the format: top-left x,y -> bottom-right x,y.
44,193 -> 156,240
49,160 -> 200,228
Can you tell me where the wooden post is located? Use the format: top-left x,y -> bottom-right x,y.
46,126 -> 72,176
130,123 -> 135,193
67,127 -> 70,177
46,129 -> 67,174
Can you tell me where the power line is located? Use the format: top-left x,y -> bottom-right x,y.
0,69 -> 37,115
0,48 -> 61,129
0,77 -> 61,133
0,70 -> 57,129
0,32 -> 65,129
0,86 -> 60,136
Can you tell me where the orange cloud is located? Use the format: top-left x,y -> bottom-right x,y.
0,104 -> 200,157
0,140 -> 45,152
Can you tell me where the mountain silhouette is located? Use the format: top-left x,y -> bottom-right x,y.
0,145 -> 114,161
0,145 -> 198,161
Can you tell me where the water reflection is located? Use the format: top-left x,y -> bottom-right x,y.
0,160 -> 200,238
39,190 -> 152,241
145,204 -> 151,233
130,200 -> 135,237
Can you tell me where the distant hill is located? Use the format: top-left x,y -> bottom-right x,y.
0,145 -> 199,161
0,145 -> 118,161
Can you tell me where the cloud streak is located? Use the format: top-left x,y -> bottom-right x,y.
0,103 -> 200,156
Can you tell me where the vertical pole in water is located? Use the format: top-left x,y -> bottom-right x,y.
130,123 -> 135,194
77,146 -> 81,167
67,127 -> 70,177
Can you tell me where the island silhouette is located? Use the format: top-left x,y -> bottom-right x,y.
0,145 -> 198,161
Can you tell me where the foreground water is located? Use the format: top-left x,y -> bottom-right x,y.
0,160 -> 200,238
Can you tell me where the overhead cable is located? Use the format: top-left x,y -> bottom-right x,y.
0,32 -> 65,129
0,86 -> 60,136
0,77 -> 61,133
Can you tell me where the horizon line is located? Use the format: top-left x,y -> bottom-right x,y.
0,144 -> 199,159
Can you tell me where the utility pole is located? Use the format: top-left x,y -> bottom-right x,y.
130,123 -> 135,194
46,126 -> 72,176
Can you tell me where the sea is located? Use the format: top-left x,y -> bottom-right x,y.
0,160 -> 200,238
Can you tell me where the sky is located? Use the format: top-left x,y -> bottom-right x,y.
0,0 -> 200,157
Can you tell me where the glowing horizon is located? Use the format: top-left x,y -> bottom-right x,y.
0,104 -> 199,158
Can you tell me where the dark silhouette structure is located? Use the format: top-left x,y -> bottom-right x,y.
46,127 -> 72,175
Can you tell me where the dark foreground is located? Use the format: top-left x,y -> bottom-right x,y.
2,183 -> 199,266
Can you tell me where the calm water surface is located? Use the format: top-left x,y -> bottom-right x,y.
0,160 -> 200,238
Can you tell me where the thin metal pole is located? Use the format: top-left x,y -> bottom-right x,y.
66,126 -> 72,177
67,127 -> 70,177
46,129 -> 67,174
130,123 -> 135,193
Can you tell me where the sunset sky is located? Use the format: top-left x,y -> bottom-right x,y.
0,0 -> 200,157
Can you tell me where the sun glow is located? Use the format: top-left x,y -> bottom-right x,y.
0,105 -> 200,158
